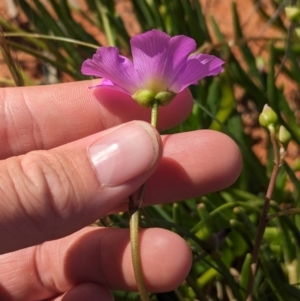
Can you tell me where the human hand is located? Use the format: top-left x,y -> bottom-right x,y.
0,80 -> 242,300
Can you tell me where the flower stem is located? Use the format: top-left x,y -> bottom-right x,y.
129,100 -> 159,301
129,184 -> 149,301
245,130 -> 282,301
151,101 -> 159,127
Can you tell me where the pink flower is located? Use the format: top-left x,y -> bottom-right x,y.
81,29 -> 224,106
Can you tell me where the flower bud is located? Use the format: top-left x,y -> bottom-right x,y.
259,104 -> 278,131
132,89 -> 156,107
155,91 -> 176,106
278,125 -> 291,147
285,6 -> 300,22
256,56 -> 265,73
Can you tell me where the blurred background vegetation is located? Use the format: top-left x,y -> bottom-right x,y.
1,0 -> 300,300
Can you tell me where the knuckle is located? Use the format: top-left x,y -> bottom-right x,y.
20,151 -> 78,216
0,89 -> 44,159
2,151 -> 81,238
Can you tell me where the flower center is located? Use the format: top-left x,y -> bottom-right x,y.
145,78 -> 168,94
132,78 -> 175,107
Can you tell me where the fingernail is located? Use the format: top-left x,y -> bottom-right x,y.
88,122 -> 159,186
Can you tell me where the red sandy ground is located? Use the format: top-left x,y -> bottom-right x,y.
0,0 -> 288,82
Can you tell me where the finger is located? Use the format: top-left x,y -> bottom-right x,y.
116,129 -> 242,210
148,129 -> 242,202
0,227 -> 192,300
51,283 -> 113,301
0,81 -> 193,159
0,121 -> 162,254
0,124 -> 241,254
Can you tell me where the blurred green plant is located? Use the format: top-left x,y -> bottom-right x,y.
1,0 -> 300,300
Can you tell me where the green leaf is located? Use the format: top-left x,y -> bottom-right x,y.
210,72 -> 236,131
228,53 -> 268,109
232,2 -> 265,86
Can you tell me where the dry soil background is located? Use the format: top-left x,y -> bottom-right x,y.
0,0 -> 287,82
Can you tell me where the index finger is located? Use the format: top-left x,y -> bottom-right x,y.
0,80 -> 193,159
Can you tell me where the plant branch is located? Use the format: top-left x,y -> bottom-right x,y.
245,131 -> 281,301
197,36 -> 286,53
267,208 -> 300,221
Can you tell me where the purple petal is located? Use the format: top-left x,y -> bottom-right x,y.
169,54 -> 224,92
163,35 -> 197,87
88,78 -> 129,93
101,78 -> 132,93
81,47 -> 139,94
81,30 -> 224,97
130,29 -> 196,89
101,78 -> 115,86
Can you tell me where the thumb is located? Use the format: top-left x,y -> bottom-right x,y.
0,121 -> 161,254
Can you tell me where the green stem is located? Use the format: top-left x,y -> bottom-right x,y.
129,101 -> 159,301
129,184 -> 149,301
3,32 -> 99,49
151,101 -> 159,127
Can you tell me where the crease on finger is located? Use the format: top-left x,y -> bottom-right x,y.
1,88 -> 12,159
20,89 -> 45,151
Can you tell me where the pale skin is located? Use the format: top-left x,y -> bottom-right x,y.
0,80 -> 242,301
